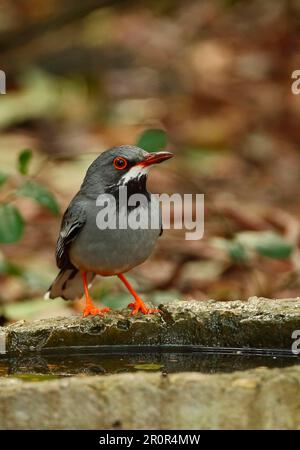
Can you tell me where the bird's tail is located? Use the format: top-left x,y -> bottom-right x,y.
45,268 -> 95,300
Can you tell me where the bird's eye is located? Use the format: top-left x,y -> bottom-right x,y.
113,156 -> 128,170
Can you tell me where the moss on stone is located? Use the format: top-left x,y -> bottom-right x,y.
2,297 -> 300,354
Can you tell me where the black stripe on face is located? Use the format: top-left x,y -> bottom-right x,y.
106,175 -> 149,197
104,174 -> 150,213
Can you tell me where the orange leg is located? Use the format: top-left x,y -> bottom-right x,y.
82,272 -> 110,317
117,273 -> 160,315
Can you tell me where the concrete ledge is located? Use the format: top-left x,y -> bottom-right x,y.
2,297 -> 300,354
1,365 -> 300,429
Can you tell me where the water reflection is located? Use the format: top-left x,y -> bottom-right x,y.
0,349 -> 299,380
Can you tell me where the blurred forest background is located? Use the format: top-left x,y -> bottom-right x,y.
1,0 -> 300,323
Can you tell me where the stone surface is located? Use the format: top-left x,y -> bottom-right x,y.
1,365 -> 300,429
2,297 -> 300,353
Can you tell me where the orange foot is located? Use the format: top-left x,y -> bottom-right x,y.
128,298 -> 161,315
83,306 -> 111,317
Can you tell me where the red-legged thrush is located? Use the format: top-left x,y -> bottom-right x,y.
46,145 -> 173,316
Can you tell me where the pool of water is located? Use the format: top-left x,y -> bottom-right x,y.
0,346 -> 299,381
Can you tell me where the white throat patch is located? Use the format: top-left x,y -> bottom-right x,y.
118,165 -> 149,185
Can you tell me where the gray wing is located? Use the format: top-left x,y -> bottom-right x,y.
56,199 -> 87,269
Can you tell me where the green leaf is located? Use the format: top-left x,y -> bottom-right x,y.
256,234 -> 293,259
227,241 -> 247,263
211,237 -> 248,263
17,149 -> 32,175
236,231 -> 293,260
18,181 -> 60,215
0,204 -> 24,243
136,129 -> 168,152
0,171 -> 8,187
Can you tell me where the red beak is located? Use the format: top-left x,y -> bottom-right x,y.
140,151 -> 174,167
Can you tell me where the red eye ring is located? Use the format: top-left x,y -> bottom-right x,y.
113,156 -> 128,170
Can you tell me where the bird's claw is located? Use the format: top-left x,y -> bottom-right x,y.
128,300 -> 161,315
83,306 -> 111,317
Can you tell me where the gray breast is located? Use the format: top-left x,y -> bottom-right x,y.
69,196 -> 161,275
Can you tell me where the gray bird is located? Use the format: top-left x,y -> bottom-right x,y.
46,145 -> 173,316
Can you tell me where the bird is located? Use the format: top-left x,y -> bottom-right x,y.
46,145 -> 173,317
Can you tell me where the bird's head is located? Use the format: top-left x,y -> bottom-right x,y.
81,145 -> 173,197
